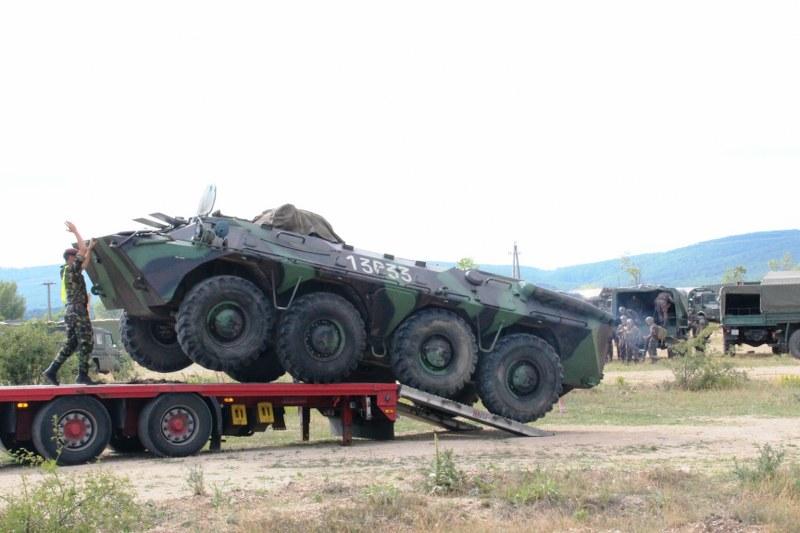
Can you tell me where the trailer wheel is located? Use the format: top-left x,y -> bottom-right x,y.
138,394 -> 212,458
277,293 -> 366,383
225,348 -> 286,383
120,312 -> 193,373
108,433 -> 145,453
390,309 -> 477,397
789,330 -> 800,359
32,396 -> 112,465
177,276 -> 274,371
476,334 -> 563,423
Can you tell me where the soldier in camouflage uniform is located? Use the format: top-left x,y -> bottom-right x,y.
654,291 -> 673,326
644,316 -> 666,363
624,318 -> 643,362
42,222 -> 98,385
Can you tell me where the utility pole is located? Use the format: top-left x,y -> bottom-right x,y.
510,242 -> 522,280
42,282 -> 55,321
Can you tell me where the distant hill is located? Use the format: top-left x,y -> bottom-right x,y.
3,229 -> 799,316
474,230 -> 800,289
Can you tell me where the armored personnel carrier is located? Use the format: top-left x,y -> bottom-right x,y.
86,186 -> 614,422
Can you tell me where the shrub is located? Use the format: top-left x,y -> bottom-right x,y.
186,465 -> 206,496
502,469 -> 561,505
669,354 -> 748,391
734,444 -> 785,484
0,322 -> 65,385
0,467 -> 146,532
425,434 -> 464,495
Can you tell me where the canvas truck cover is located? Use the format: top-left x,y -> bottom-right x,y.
253,204 -> 343,243
721,284 -> 800,314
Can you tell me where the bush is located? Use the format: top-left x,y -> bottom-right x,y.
669,354 -> 748,391
734,444 -> 785,484
0,465 -> 146,532
425,434 -> 464,495
0,322 -> 65,385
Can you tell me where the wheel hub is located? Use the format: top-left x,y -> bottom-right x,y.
207,302 -> 246,342
58,411 -> 94,450
151,321 -> 178,346
305,319 -> 343,359
420,335 -> 453,371
161,408 -> 196,444
507,361 -> 540,397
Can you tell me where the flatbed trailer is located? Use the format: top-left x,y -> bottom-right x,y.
0,382 -> 399,465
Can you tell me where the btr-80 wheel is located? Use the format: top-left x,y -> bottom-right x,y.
120,312 -> 193,373
225,347 -> 286,383
276,292 -> 366,383
476,334 -> 563,423
390,309 -> 477,397
177,276 -> 274,372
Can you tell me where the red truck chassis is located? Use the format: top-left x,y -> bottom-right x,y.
0,382 -> 398,465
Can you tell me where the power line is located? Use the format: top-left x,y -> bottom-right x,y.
42,282 -> 55,321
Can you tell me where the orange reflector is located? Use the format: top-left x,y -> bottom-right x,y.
16,402 -> 29,409
223,397 -> 235,403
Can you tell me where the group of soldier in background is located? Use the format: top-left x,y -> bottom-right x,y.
610,306 -> 668,364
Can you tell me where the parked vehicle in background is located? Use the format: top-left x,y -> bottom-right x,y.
720,276 -> 800,357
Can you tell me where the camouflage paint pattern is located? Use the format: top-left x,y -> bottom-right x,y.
86,216 -> 615,389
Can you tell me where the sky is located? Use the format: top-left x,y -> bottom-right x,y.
1,1 -> 798,270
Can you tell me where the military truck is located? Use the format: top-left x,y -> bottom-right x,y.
687,286 -> 720,323
606,286 -> 691,356
720,282 -> 800,357
84,186 -> 614,422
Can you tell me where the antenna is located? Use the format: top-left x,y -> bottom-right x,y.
509,242 -> 522,280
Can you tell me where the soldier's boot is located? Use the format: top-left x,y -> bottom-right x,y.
41,361 -> 61,386
75,368 -> 98,386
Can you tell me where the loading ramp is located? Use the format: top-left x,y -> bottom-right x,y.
397,385 -> 552,437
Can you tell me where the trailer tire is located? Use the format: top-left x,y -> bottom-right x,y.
225,348 -> 286,383
177,276 -> 274,371
277,292 -> 366,383
120,312 -> 193,373
138,393 -> 212,458
789,330 -> 800,359
390,309 -> 478,397
32,396 -> 112,465
477,334 -> 562,423
108,433 -> 145,454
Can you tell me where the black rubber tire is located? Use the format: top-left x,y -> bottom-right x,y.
448,382 -> 480,406
723,339 -> 735,356
225,347 -> 286,383
177,275 -> 274,371
32,396 -> 112,465
476,334 -> 563,423
138,393 -> 212,458
120,312 -> 193,373
789,330 -> 800,359
390,309 -> 478,397
346,365 -> 397,383
276,292 -> 366,383
108,433 -> 145,454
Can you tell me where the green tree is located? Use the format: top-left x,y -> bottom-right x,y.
722,265 -> 747,284
0,321 -> 67,385
456,257 -> 478,271
768,252 -> 800,272
0,281 -> 26,321
620,256 -> 641,285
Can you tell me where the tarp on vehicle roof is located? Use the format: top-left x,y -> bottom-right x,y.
253,204 -> 343,244
721,283 -> 800,314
